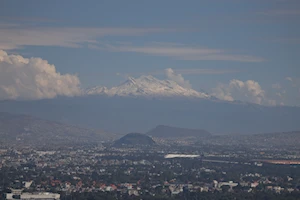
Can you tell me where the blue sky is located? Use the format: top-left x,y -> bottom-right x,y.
0,0 -> 299,105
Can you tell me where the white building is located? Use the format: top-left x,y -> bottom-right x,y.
218,181 -> 238,189
6,191 -> 60,200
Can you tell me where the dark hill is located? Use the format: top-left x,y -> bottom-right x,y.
113,133 -> 155,147
147,125 -> 211,138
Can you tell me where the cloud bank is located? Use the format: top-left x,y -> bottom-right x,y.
212,79 -> 275,105
0,25 -> 169,50
0,50 -> 81,100
103,43 -> 264,62
0,24 -> 264,63
165,68 -> 191,89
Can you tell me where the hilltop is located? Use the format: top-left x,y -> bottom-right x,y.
0,112 -> 114,146
113,133 -> 156,147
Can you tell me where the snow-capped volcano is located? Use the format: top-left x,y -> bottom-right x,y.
86,75 -> 210,99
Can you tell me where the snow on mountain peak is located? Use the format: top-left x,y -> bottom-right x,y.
85,75 -> 210,99
125,77 -> 137,85
86,86 -> 108,95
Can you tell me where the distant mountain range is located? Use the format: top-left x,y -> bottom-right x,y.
0,76 -> 300,134
147,125 -> 211,138
113,133 -> 155,147
86,75 -> 210,99
0,112 -> 115,146
0,96 -> 299,134
0,111 -> 299,148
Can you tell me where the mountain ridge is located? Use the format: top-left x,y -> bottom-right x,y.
0,112 -> 115,146
0,96 -> 299,134
86,75 -> 210,99
113,132 -> 156,147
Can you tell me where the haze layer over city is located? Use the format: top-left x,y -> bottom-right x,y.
0,1 -> 299,200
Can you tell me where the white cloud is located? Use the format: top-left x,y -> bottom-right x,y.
103,43 -> 265,62
0,50 -> 81,100
267,78 -> 300,106
211,84 -> 234,101
165,68 -> 191,89
212,79 -> 275,105
0,25 -> 169,50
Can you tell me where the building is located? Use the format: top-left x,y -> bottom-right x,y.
6,190 -> 60,200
